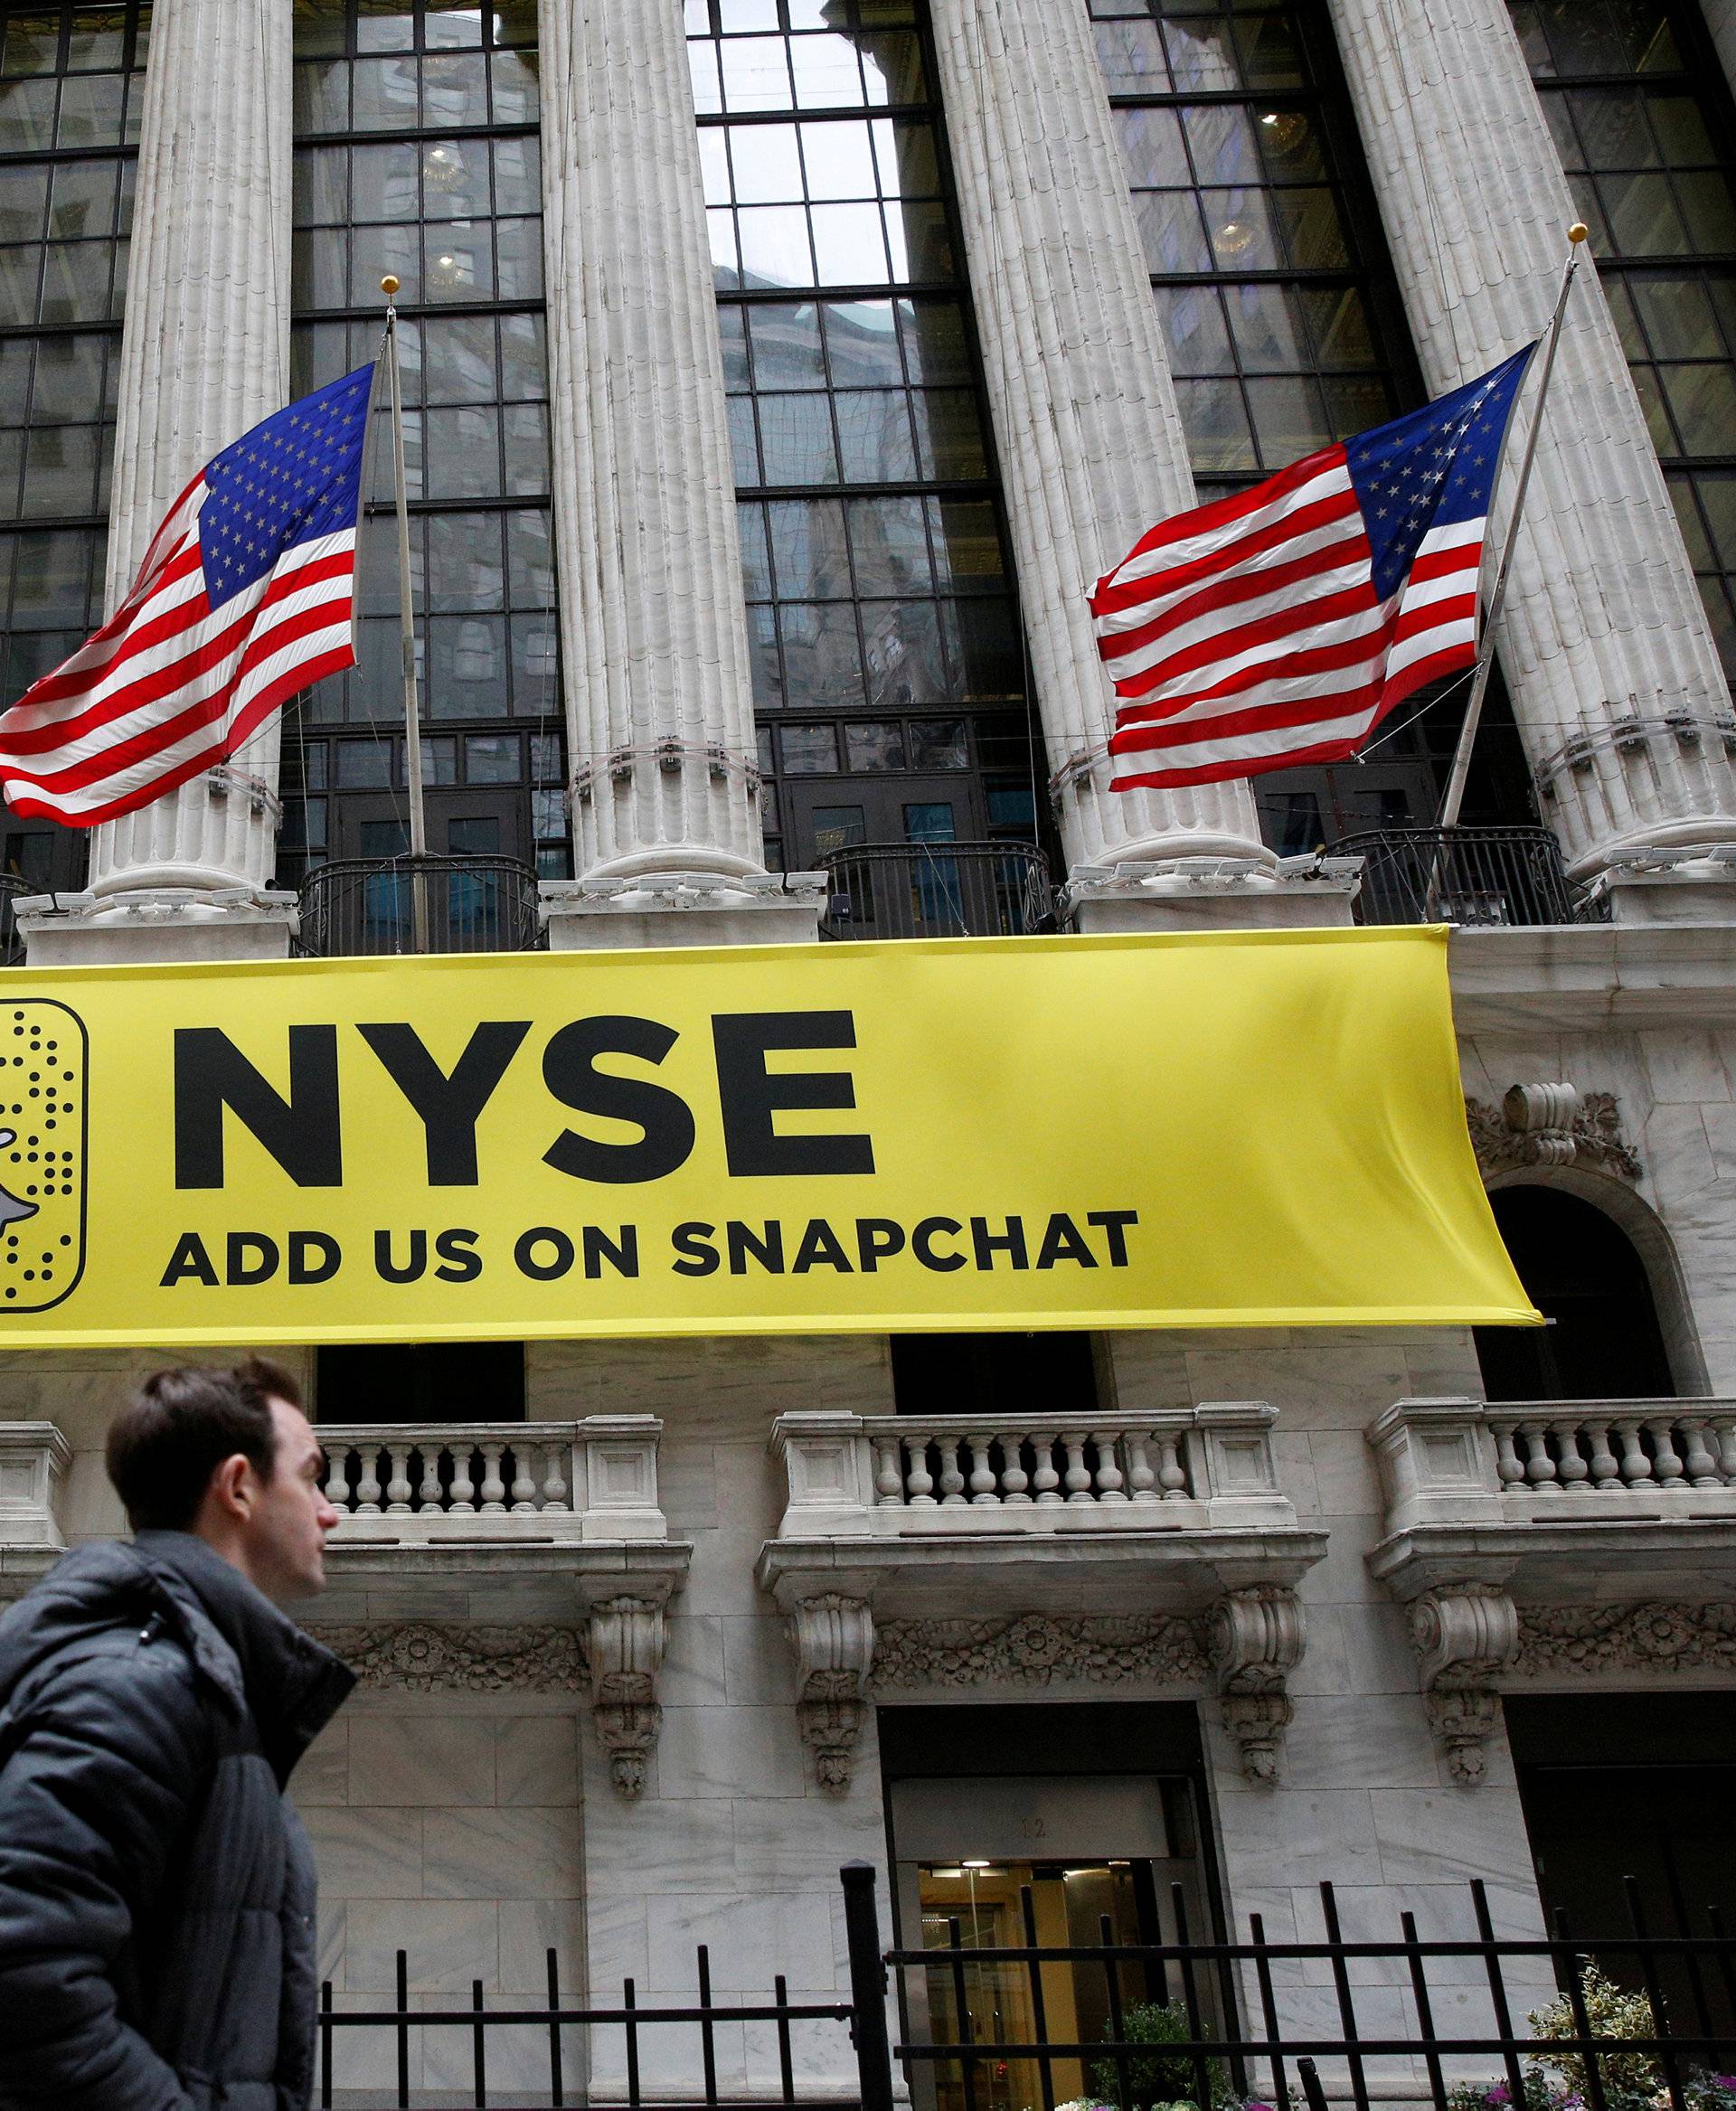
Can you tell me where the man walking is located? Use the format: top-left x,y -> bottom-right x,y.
0,1361 -> 351,2110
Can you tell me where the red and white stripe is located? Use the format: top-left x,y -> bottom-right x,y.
1092,445 -> 1486,791
0,472 -> 358,826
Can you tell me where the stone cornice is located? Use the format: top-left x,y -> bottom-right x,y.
1448,922 -> 1736,1029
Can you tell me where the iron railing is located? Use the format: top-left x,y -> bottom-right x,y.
882,1871 -> 1736,2111
1329,825 -> 1589,928
297,854 -> 541,957
820,842 -> 1053,940
306,1864 -> 1736,2111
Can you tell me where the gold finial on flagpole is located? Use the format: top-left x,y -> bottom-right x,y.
1568,222 -> 1589,245
381,273 -> 401,306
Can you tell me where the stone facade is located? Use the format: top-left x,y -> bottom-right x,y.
7,0 -> 1736,2102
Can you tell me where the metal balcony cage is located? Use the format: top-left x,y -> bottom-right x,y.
296,853 -> 542,957
820,842 -> 1054,940
1329,825 -> 1592,928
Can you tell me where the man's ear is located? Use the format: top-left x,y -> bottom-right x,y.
205,1451 -> 258,1522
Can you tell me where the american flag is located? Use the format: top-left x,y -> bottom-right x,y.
1093,348 -> 1536,791
0,363 -> 375,827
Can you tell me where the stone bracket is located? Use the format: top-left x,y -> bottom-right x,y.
1410,1582 -> 1520,1786
1209,1584 -> 1305,1785
588,1594 -> 668,1800
788,1593 -> 875,1795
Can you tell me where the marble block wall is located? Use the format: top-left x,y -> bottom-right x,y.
1457,1023 -> 1736,1393
293,1691 -> 585,2105
530,1335 -> 892,2101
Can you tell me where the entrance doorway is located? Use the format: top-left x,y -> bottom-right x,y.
887,1764 -> 1220,2111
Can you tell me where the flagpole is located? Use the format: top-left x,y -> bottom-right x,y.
381,274 -> 429,952
1434,224 -> 1588,838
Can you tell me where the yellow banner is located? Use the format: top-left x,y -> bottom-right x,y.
0,926 -> 1535,1346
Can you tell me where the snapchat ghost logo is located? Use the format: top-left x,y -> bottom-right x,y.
0,1004 -> 86,1314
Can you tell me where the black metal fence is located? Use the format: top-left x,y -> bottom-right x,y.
297,854 -> 542,957
820,843 -> 1054,940
882,1872 -> 1736,2111
1330,825 -> 1588,928
309,1865 -> 1736,2111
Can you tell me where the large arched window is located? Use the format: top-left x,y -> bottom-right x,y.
1476,1183 -> 1676,1400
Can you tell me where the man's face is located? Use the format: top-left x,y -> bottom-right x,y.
242,1399 -> 338,1601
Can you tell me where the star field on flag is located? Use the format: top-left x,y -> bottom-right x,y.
0,363 -> 376,827
1092,348 -> 1537,790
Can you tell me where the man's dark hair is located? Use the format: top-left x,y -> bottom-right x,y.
105,1359 -> 303,1532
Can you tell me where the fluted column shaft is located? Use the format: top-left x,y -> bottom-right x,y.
90,0 -> 291,897
1327,0 -> 1736,876
926,0 -> 1269,872
539,0 -> 763,881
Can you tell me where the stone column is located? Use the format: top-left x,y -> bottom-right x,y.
925,0 -> 1288,898
537,0 -> 816,947
1327,0 -> 1736,878
88,0 -> 294,906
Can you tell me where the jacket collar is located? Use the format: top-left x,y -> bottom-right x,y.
132,1531 -> 354,1784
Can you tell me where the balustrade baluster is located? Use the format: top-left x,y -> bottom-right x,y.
1582,1421 -> 1620,1492
510,1447 -> 538,1513
998,1435 -> 1031,1503
479,1444 -> 507,1512
1157,1433 -> 1187,1498
1491,1421 -> 1525,1490
541,1444 -> 571,1513
905,1439 -> 936,1506
1521,1422 -> 1559,1493
1031,1435 -> 1062,1504
937,1437 -> 967,1504
449,1447 -> 477,1513
1647,1417 -> 1685,1488
326,1449 -> 354,1513
1125,1431 -> 1157,1503
1615,1420 -> 1652,1486
872,1437 -> 904,1504
967,1435 -> 999,1503
1552,1421 -> 1590,1493
354,1447 -> 382,1515
1091,1432 -> 1127,1502
384,1446 -> 413,1513
418,1446 -> 444,1511
1680,1417 -> 1720,1488
1062,1436 -> 1093,1502
1715,1416 -> 1736,1487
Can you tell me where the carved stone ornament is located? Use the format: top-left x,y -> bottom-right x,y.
871,1611 -> 1210,1692
589,1595 -> 668,1800
319,1613 -> 669,1799
1516,1601 -> 1736,1674
1465,1088 -> 1641,1181
1208,1586 -> 1306,1786
321,1621 -> 589,1694
789,1593 -> 875,1795
1410,1583 -> 1521,1786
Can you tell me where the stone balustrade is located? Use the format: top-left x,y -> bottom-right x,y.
318,1416 -> 666,1544
1368,1397 -> 1736,1535
0,1421 -> 71,1550
767,1404 -> 1294,1538
1368,1397 -> 1736,1782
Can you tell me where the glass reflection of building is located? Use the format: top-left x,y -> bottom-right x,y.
687,0 -> 1045,873
1513,0 -> 1736,681
0,0 -> 146,888
281,0 -> 569,887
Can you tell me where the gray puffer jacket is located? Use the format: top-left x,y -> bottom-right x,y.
0,1530 -> 354,2111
